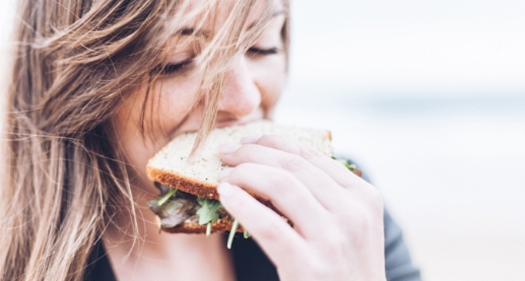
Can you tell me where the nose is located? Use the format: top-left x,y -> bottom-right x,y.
217,56 -> 261,118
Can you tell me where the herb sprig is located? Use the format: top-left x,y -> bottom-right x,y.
157,188 -> 177,206
227,219 -> 239,249
196,198 -> 222,236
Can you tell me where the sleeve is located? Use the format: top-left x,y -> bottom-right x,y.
383,208 -> 423,281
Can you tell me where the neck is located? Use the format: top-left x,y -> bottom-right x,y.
102,187 -> 234,281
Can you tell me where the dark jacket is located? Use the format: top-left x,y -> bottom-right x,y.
85,160 -> 422,281
85,208 -> 421,281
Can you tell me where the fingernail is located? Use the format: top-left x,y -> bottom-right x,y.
240,135 -> 261,144
220,143 -> 241,154
219,168 -> 233,181
217,182 -> 235,198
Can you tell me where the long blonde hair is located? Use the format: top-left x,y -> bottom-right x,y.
0,0 -> 290,280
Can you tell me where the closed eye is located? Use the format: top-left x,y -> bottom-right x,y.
247,47 -> 279,56
159,60 -> 193,75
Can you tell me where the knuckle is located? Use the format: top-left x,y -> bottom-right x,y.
259,134 -> 283,147
354,214 -> 371,236
257,218 -> 284,241
227,163 -> 251,181
221,189 -> 246,215
325,231 -> 350,254
311,218 -> 350,253
299,146 -> 322,161
354,182 -> 384,216
260,134 -> 301,153
227,187 -> 245,206
312,266 -> 331,279
346,206 -> 383,247
268,170 -> 298,193
305,258 -> 335,280
236,143 -> 252,157
364,186 -> 384,216
346,216 -> 370,247
233,162 -> 253,174
281,154 -> 307,171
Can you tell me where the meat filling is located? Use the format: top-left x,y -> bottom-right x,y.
148,186 -> 231,229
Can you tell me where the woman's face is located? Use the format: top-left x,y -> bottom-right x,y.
112,1 -> 286,194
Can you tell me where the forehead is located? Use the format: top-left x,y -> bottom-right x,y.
161,0 -> 285,53
180,0 -> 284,33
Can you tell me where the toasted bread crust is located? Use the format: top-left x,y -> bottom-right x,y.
147,165 -> 282,235
159,220 -> 244,234
146,165 -> 274,206
147,165 -> 220,200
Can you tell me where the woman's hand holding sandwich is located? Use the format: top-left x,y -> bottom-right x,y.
218,134 -> 387,281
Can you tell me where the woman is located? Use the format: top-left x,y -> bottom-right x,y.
1,0 -> 421,280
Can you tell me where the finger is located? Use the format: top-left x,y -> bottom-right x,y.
220,142 -> 347,210
217,182 -> 308,265
220,163 -> 329,237
241,134 -> 365,190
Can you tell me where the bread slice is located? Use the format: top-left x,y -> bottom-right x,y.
146,120 -> 332,234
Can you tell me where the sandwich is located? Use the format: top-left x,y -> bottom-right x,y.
146,120 -> 360,247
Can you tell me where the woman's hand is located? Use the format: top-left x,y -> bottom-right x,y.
218,135 -> 386,281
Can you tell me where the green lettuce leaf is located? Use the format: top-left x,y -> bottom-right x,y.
196,198 -> 222,225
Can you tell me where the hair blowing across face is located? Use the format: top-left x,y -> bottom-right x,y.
0,0 -> 289,280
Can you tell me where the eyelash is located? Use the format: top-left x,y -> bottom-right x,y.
159,47 -> 278,75
160,60 -> 193,75
247,47 -> 279,56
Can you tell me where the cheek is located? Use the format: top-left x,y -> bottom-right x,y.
111,75 -> 201,188
153,74 -> 202,135
112,92 -> 159,190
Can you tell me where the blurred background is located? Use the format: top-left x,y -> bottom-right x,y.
1,0 -> 524,280
275,1 -> 525,281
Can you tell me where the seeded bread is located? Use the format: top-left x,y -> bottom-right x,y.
146,120 -> 332,200
146,120 -> 332,234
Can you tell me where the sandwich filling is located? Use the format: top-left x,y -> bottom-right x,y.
147,186 -> 232,234
148,158 -> 361,231
148,185 -> 246,248
147,157 -> 360,248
